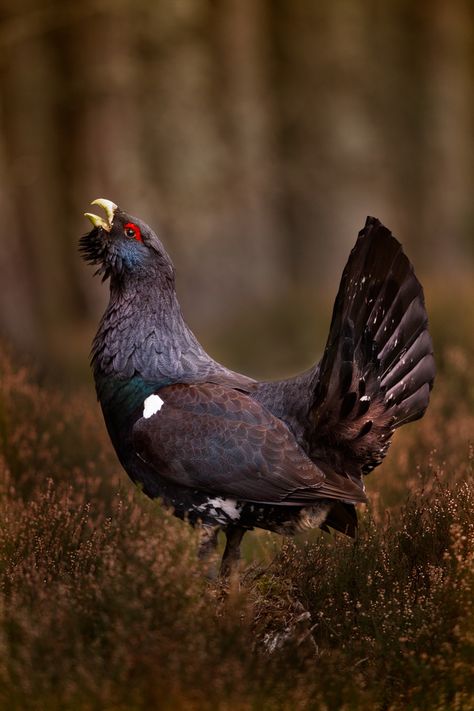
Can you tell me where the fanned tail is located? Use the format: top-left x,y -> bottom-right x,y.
308,216 -> 435,481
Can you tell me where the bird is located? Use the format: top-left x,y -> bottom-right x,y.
81,198 -> 435,576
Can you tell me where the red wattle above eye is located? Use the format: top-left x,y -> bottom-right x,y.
124,222 -> 142,242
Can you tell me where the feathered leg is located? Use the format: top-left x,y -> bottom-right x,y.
220,525 -> 245,578
198,524 -> 220,559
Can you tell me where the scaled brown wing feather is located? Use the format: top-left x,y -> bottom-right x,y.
132,383 -> 366,506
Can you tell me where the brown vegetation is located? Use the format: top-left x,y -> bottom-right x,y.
1,3 -> 472,707
0,295 -> 473,709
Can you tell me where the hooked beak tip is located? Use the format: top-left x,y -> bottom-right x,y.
84,198 -> 118,232
84,212 -> 109,230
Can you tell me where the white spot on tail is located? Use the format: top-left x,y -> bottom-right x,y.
360,395 -> 370,402
143,394 -> 164,418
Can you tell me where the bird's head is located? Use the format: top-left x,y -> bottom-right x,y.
80,198 -> 174,284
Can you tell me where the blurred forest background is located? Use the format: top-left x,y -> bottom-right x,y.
0,0 -> 473,380
1,4 -> 474,708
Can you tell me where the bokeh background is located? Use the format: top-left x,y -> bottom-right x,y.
0,0 -> 473,379
1,5 -> 474,708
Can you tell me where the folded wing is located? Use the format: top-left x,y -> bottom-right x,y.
132,382 -> 366,506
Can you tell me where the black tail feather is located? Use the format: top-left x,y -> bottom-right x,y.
308,216 -> 435,480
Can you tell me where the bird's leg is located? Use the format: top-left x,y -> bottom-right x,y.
198,524 -> 220,559
198,524 -> 220,579
220,525 -> 245,579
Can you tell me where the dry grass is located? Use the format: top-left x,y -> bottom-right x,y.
0,313 -> 473,710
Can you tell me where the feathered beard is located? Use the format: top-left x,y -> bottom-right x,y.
79,228 -> 125,281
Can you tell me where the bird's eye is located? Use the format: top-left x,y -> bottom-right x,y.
124,222 -> 142,242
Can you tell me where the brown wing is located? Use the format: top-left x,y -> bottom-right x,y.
132,382 -> 366,506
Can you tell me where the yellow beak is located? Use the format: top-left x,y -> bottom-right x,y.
84,198 -> 118,232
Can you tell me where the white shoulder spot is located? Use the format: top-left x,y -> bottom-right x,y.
143,394 -> 164,419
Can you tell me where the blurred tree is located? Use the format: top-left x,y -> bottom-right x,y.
0,0 -> 472,367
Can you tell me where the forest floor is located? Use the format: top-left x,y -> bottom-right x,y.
0,288 -> 473,710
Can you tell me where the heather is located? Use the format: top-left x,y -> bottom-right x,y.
0,304 -> 473,709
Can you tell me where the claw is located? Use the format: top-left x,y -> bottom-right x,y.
84,198 -> 118,232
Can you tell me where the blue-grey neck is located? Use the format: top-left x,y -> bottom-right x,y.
92,265 -> 253,406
